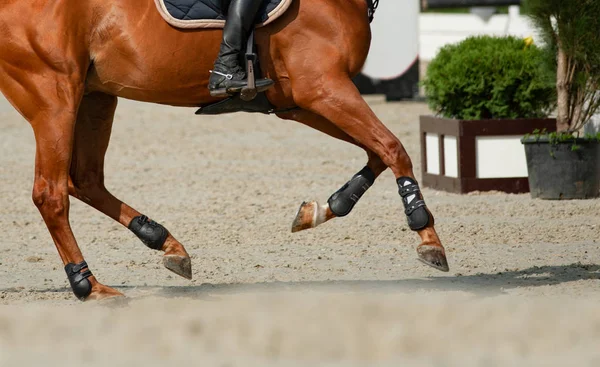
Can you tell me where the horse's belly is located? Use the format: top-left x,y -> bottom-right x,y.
86,62 -> 219,107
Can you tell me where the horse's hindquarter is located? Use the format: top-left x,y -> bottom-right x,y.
259,0 -> 372,107
279,0 -> 371,77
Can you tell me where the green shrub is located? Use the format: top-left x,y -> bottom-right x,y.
422,35 -> 556,120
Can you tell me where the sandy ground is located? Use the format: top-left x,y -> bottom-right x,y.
1,95 -> 599,366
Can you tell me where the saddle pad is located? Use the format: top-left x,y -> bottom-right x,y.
154,0 -> 293,29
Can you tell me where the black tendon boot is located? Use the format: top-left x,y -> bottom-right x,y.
209,0 -> 274,97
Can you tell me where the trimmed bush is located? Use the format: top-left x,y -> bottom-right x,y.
422,35 -> 555,120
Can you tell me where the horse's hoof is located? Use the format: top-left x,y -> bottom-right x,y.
163,254 -> 192,280
291,201 -> 316,233
86,284 -> 125,301
291,201 -> 334,233
417,245 -> 450,272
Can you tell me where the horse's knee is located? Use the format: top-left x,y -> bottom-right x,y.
32,180 -> 69,220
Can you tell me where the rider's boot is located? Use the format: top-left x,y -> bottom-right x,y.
208,0 -> 274,97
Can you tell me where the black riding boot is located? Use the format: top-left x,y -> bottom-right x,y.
208,0 -> 274,97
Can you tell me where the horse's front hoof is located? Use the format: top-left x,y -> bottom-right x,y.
86,283 -> 125,301
163,254 -> 192,280
417,244 -> 449,272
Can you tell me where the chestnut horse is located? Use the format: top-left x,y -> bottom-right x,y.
0,0 -> 449,301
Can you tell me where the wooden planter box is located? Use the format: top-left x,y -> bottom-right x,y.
420,116 -> 556,194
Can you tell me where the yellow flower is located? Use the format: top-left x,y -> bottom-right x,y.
524,36 -> 534,49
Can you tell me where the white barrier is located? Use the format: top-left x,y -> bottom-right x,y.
356,6 -> 537,99
355,1 -> 420,100
363,1 -> 419,81
419,7 -> 536,61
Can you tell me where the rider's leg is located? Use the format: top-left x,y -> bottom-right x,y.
208,0 -> 274,97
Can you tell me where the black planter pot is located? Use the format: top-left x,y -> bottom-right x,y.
521,136 -> 600,199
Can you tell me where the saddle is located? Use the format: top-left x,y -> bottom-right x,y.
155,0 -> 292,29
154,0 -> 294,115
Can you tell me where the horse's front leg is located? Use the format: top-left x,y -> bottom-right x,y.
69,92 -> 192,279
0,71 -> 124,300
278,110 -> 387,232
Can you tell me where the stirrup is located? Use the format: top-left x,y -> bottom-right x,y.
210,29 -> 273,100
209,77 -> 274,98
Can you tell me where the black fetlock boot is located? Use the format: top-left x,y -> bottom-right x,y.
209,0 -> 274,97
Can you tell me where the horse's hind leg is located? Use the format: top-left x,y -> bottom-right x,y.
69,92 -> 192,279
291,77 -> 449,272
277,109 -> 387,232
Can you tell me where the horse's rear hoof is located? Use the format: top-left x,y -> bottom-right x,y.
163,255 -> 192,280
417,245 -> 450,272
291,201 -> 335,233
